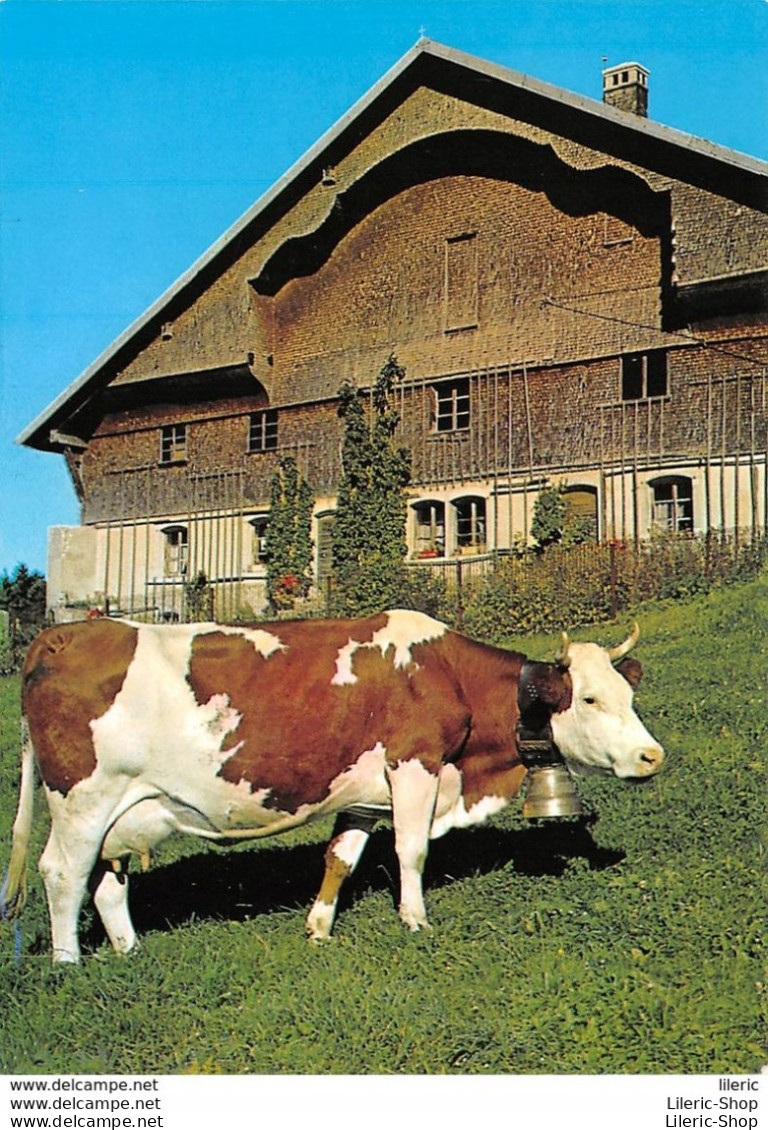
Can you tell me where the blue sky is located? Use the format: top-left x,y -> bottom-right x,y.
2,0 -> 767,574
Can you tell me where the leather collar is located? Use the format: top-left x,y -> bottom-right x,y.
516,660 -> 567,770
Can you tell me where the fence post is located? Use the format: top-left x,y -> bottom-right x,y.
455,559 -> 464,630
609,540 -> 618,620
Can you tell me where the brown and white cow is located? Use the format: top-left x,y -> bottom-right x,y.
3,610 -> 664,962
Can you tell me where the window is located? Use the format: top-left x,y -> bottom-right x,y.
434,379 -> 470,433
650,476 -> 693,533
563,486 -> 599,542
444,233 -> 478,331
412,501 -> 445,556
248,409 -> 278,452
160,423 -> 187,465
162,525 -> 189,575
621,351 -> 668,400
316,513 -> 336,581
249,516 -> 269,565
453,497 -> 486,550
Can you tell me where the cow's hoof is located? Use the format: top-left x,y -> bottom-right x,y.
305,914 -> 332,942
399,910 -> 432,932
51,951 -> 81,966
108,935 -> 139,957
305,904 -> 335,943
307,933 -> 334,946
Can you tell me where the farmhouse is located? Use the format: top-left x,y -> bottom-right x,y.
18,40 -> 768,620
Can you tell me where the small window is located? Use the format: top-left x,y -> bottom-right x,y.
248,409 -> 278,453
621,351 -> 668,400
160,424 -> 187,465
248,515 -> 269,565
453,496 -> 486,550
650,476 -> 693,533
434,379 -> 470,433
163,525 -> 189,575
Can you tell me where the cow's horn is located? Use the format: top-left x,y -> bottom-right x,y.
607,621 -> 640,662
555,631 -> 571,668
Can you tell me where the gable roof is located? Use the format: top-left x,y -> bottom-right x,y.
19,37 -> 768,453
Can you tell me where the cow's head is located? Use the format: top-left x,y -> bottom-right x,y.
546,623 -> 665,780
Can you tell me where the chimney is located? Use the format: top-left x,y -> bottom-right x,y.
602,62 -> 649,118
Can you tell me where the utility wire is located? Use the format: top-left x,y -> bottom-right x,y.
541,296 -> 768,369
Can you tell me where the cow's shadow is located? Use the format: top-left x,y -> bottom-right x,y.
81,819 -> 624,951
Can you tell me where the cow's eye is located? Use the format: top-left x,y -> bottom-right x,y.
583,696 -> 596,705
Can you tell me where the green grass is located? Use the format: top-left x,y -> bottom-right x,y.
1,579 -> 766,1074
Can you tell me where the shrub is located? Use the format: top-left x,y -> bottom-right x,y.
184,571 -> 214,621
393,565 -> 450,618
459,530 -> 768,642
462,545 -> 617,641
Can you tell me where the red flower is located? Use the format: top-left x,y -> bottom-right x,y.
276,573 -> 302,596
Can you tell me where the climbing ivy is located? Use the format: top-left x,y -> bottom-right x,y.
331,354 -> 411,616
531,483 -> 594,551
265,456 -> 314,611
531,483 -> 568,550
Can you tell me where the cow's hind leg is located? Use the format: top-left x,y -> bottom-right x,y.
90,863 -> 136,956
386,758 -> 440,932
306,810 -> 377,942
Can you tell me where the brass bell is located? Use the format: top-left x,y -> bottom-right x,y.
523,764 -> 584,819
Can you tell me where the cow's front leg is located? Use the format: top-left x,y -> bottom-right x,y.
306,810 -> 374,943
386,758 -> 440,932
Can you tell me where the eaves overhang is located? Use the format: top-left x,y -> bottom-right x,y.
674,267 -> 768,323
17,37 -> 768,453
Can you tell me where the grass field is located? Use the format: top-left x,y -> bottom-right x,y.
1,579 -> 766,1075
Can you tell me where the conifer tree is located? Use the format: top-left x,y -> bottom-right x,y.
0,563 -> 47,669
332,354 -> 411,615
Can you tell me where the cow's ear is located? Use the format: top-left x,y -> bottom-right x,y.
519,662 -> 573,719
615,657 -> 643,689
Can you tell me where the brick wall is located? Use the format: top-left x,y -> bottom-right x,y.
272,173 -> 663,395
73,81 -> 768,530
83,397 -> 344,524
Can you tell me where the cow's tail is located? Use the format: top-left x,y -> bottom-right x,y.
2,718 -> 36,922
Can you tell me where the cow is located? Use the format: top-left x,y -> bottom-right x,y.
3,609 -> 664,963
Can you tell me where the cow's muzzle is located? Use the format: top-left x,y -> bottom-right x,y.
616,745 -> 665,780
635,745 -> 665,777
